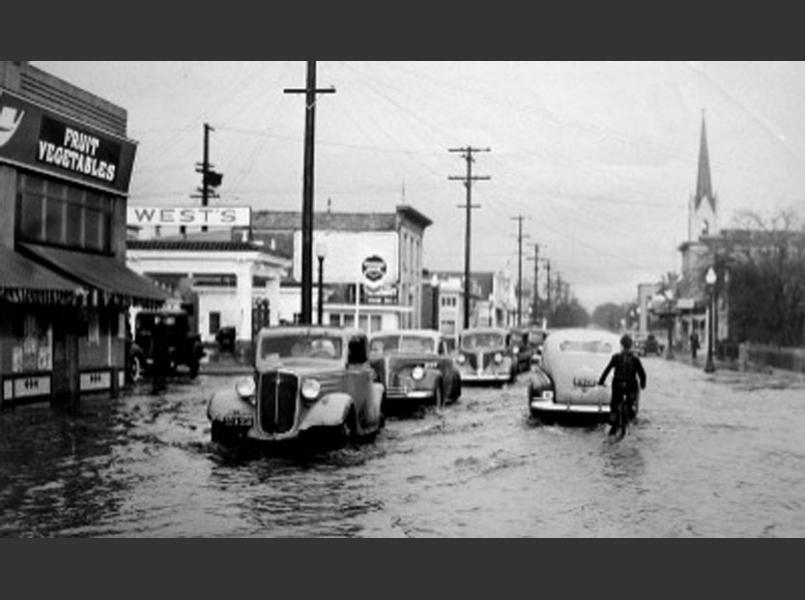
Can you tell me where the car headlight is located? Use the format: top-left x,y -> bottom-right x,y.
411,366 -> 425,380
301,378 -> 321,400
235,377 -> 256,401
512,346 -> 520,354
456,354 -> 466,364
494,352 -> 503,364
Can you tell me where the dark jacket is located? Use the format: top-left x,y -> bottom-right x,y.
598,351 -> 647,393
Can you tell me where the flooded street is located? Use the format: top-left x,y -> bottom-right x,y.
2,358 -> 804,537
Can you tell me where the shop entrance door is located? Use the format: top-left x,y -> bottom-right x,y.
52,310 -> 79,408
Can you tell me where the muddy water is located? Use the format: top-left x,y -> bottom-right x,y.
1,359 -> 803,537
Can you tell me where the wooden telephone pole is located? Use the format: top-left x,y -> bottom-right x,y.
284,61 -> 335,324
449,146 -> 490,330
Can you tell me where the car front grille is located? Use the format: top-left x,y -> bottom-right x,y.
258,371 -> 298,434
467,353 -> 479,370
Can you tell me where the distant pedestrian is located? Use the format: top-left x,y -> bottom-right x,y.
151,317 -> 170,394
690,331 -> 700,362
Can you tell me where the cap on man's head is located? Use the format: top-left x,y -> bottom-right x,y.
620,334 -> 633,350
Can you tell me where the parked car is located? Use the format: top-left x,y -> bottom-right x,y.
369,329 -> 461,409
509,327 -> 534,374
454,327 -> 518,385
528,327 -> 627,423
207,326 -> 385,446
129,309 -> 205,382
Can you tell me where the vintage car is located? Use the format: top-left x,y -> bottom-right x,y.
528,327 -> 627,423
207,326 -> 385,446
129,309 -> 205,382
509,327 -> 535,374
454,327 -> 518,385
369,329 -> 461,409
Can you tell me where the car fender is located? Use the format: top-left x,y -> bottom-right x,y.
207,387 -> 253,422
298,392 -> 354,431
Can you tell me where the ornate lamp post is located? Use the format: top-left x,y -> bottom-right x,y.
704,266 -> 717,373
316,242 -> 327,325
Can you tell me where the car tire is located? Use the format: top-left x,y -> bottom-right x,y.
335,406 -> 357,447
130,354 -> 143,383
211,422 -> 241,446
188,361 -> 200,379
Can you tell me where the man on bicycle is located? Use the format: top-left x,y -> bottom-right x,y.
598,334 -> 647,437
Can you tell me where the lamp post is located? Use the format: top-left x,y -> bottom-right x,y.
316,242 -> 327,325
704,266 -> 717,373
664,289 -> 675,359
430,274 -> 440,332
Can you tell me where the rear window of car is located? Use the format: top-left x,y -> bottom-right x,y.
558,340 -> 613,353
370,336 -> 400,353
261,335 -> 343,359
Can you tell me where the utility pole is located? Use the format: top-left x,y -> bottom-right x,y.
449,146 -> 490,330
526,244 -> 540,325
545,259 -> 551,321
511,215 -> 528,326
284,61 -> 336,324
193,123 -> 222,233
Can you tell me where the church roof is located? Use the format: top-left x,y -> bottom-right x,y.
694,115 -> 716,213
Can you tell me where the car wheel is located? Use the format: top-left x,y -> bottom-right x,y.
130,354 -> 143,383
335,406 -> 357,447
188,361 -> 200,379
211,422 -> 240,446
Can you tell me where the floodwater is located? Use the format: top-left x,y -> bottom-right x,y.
1,358 -> 804,537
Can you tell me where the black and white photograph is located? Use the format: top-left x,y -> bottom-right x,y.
1,60 -> 804,538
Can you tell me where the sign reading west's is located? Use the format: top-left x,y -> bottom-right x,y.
127,206 -> 252,228
0,89 -> 137,194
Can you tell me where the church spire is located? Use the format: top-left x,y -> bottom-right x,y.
694,112 -> 715,212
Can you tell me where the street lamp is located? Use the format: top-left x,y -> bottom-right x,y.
430,274 -> 440,332
316,242 -> 327,325
704,266 -> 717,373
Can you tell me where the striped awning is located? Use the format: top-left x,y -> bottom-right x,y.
18,243 -> 170,308
0,245 -> 83,304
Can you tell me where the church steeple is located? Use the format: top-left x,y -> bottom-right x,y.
694,114 -> 715,212
689,112 -> 718,240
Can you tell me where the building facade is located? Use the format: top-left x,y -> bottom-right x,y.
246,206 -> 432,334
126,236 -> 290,358
0,61 -> 168,407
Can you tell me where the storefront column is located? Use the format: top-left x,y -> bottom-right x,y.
235,264 -> 252,363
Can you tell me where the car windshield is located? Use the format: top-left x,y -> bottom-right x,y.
260,335 -> 343,359
371,335 -> 435,353
461,333 -> 505,350
558,339 -> 613,354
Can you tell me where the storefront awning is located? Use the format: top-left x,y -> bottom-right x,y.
0,245 -> 82,304
19,243 -> 169,308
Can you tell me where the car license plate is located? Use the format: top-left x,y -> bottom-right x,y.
573,376 -> 598,388
223,414 -> 253,427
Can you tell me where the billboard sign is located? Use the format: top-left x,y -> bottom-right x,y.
0,89 -> 137,194
127,206 -> 252,228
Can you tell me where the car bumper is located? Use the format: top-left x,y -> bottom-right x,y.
461,371 -> 511,383
529,397 -> 610,415
385,388 -> 435,401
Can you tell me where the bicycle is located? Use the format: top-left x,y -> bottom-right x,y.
608,386 -> 637,441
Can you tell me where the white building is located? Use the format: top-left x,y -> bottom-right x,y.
246,205 -> 432,334
126,237 -> 290,356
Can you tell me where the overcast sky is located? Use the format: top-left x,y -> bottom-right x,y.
32,61 -> 805,312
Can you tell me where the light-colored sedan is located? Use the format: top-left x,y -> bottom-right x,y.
528,327 -> 624,423
207,326 -> 385,446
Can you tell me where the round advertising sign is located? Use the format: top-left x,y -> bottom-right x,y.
362,255 -> 387,282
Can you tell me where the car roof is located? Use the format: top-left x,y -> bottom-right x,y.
370,329 -> 440,339
460,327 -> 508,335
257,326 -> 365,340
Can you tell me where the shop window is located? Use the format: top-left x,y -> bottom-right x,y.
370,315 -> 382,333
343,314 -> 355,328
329,313 -> 341,327
358,314 -> 369,332
209,312 -> 221,335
